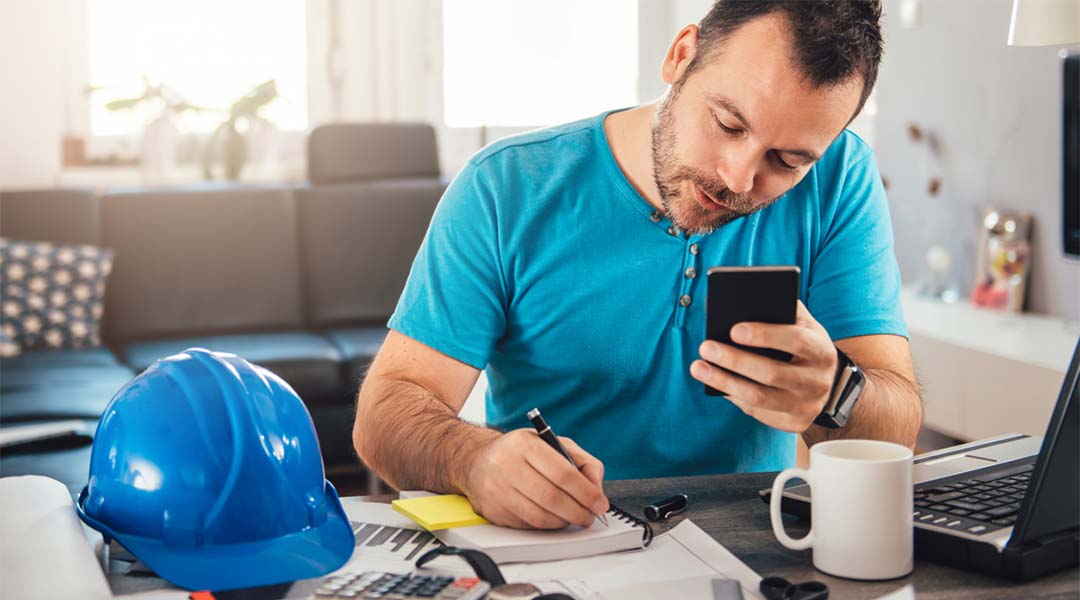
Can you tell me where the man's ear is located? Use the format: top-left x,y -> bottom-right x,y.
661,25 -> 700,86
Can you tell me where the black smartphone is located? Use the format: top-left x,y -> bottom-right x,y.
705,266 -> 800,397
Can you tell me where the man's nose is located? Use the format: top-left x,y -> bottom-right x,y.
717,152 -> 756,195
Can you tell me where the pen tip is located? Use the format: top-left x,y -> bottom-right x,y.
599,514 -> 609,526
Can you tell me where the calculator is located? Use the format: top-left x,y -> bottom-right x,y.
312,570 -> 491,599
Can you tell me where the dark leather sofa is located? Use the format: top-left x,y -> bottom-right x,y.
0,123 -> 445,494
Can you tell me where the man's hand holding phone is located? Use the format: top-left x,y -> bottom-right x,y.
692,301 -> 839,432
691,266 -> 840,433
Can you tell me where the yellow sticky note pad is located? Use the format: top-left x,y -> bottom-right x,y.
391,494 -> 490,531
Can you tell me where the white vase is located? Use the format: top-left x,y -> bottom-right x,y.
141,112 -> 178,184
243,116 -> 279,180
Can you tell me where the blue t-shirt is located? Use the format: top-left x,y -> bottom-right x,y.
388,111 -> 907,480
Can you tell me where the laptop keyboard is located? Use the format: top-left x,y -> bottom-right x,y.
912,462 -> 1034,536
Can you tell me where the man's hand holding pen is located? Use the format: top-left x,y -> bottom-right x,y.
458,425 -> 609,531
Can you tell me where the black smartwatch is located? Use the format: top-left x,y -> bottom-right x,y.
814,346 -> 864,429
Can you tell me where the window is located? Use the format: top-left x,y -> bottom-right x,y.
442,0 -> 638,127
86,0 -> 307,136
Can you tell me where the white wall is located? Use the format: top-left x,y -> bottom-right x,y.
0,0 -> 69,189
877,0 -> 1080,319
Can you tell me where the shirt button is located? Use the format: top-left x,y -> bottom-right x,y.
679,294 -> 692,307
689,243 -> 699,255
650,210 -> 662,223
685,267 -> 696,279
668,226 -> 678,236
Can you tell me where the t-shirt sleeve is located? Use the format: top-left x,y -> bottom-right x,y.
807,146 -> 909,341
387,159 -> 508,369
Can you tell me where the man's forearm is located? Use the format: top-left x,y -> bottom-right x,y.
802,368 -> 923,449
355,377 -> 499,492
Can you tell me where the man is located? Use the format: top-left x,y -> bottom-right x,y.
354,0 -> 922,531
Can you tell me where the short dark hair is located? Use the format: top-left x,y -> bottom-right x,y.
689,0 -> 883,117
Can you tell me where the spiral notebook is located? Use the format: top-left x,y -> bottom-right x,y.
398,491 -> 653,564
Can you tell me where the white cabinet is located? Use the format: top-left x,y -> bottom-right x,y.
902,288 -> 1079,440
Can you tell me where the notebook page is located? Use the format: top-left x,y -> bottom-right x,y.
446,512 -> 638,549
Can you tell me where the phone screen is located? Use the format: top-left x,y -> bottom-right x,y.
705,266 -> 800,397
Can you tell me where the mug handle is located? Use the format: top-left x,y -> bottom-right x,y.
770,467 -> 814,551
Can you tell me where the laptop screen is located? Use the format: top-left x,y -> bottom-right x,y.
1011,337 -> 1080,545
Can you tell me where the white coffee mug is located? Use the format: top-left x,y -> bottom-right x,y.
769,439 -> 914,580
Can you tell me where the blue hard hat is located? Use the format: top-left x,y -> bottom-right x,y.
77,348 -> 354,591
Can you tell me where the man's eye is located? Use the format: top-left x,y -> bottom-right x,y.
773,154 -> 799,172
712,114 -> 741,135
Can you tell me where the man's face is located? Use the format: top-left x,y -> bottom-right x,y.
652,14 -> 863,235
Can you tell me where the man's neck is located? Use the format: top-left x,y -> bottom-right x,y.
603,104 -> 665,213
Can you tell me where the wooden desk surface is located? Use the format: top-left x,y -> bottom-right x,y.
604,471 -> 1079,600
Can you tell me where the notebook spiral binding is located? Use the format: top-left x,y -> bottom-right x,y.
609,502 -> 654,547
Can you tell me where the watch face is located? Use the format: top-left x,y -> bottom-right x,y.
487,582 -> 542,600
837,370 -> 866,422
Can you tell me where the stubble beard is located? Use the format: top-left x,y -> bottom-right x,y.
649,82 -> 767,236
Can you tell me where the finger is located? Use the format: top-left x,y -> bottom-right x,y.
478,495 -> 532,529
795,300 -> 815,325
467,477 -> 535,530
516,460 -> 596,528
730,321 -> 825,363
693,362 -> 811,428
724,394 -> 810,433
699,341 -> 814,390
525,441 -> 607,524
502,484 -> 571,530
691,359 -> 793,412
559,437 -> 608,498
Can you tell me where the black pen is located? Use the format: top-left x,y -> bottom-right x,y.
526,408 -> 609,527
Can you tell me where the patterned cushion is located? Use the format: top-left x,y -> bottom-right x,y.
0,238 -> 114,356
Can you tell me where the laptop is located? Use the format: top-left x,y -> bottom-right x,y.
763,336 -> 1080,581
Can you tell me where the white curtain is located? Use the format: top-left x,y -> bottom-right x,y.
307,0 -> 443,124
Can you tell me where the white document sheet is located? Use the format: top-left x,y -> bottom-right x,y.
339,500 -> 762,599
0,476 -> 113,600
873,584 -> 916,600
339,497 -> 448,565
513,519 -> 763,600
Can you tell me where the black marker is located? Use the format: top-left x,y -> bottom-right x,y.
526,407 -> 609,527
644,494 -> 689,522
